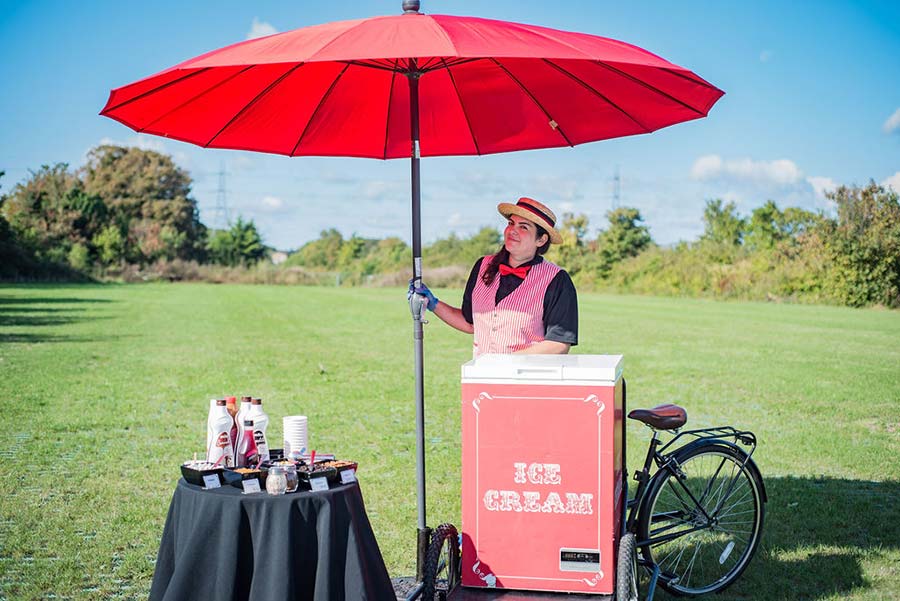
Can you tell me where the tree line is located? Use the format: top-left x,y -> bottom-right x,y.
2,145 -> 898,308
0,145 -> 266,280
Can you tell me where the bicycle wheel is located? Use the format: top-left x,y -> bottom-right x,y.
616,532 -> 639,601
637,443 -> 764,596
422,523 -> 460,600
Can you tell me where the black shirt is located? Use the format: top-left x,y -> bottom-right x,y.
461,255 -> 578,346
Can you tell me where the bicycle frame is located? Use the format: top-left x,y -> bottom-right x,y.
625,425 -> 759,544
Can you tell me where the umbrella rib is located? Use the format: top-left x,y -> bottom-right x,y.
543,59 -> 650,133
342,59 -> 403,73
661,67 -> 724,107
204,63 -> 305,148
490,58 -> 574,147
290,62 -> 352,156
383,63 -> 398,160
594,61 -> 704,116
441,58 -> 481,156
101,68 -> 212,115
139,65 -> 257,133
421,57 -> 481,74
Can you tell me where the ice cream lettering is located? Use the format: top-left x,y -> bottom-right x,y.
483,462 -> 593,515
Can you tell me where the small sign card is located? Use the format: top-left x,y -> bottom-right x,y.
242,479 -> 262,494
340,469 -> 357,485
202,474 -> 221,489
310,477 -> 329,492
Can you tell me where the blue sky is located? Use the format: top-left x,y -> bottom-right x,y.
2,1 -> 898,250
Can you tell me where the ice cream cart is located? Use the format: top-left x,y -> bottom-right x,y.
410,353 -> 766,601
460,354 -> 624,595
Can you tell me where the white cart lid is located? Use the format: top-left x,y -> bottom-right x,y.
461,354 -> 623,382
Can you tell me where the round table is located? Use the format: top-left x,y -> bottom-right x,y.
149,478 -> 395,601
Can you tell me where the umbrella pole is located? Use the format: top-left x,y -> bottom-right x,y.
407,66 -> 432,581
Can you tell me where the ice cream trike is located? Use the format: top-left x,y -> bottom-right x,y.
396,354 -> 766,601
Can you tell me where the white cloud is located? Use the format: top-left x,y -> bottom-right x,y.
559,201 -> 576,213
883,172 -> 900,193
261,195 -> 284,211
759,50 -> 774,63
883,108 -> 900,134
690,154 -> 803,185
89,135 -> 190,166
806,176 -> 838,200
690,154 -> 723,180
247,17 -> 278,40
447,212 -> 463,227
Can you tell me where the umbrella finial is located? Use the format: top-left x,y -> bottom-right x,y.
402,0 -> 421,14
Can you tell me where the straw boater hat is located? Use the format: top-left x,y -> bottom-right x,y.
497,197 -> 563,244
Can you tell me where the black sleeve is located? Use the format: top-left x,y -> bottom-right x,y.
461,257 -> 484,324
543,270 -> 578,345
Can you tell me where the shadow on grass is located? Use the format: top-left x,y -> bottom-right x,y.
0,314 -> 105,327
0,296 -> 114,305
653,476 -> 900,600
0,295 -> 116,342
0,333 -> 119,344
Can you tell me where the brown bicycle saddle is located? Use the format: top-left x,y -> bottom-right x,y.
627,404 -> 687,430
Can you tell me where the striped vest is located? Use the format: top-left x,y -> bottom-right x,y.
471,255 -> 561,357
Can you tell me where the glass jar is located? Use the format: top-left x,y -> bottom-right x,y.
283,464 -> 299,493
266,466 -> 287,495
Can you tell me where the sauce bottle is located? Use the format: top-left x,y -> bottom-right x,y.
248,398 -> 270,463
206,399 -> 235,467
236,419 -> 259,467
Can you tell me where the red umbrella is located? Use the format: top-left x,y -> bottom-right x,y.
101,0 -> 723,582
102,8 -> 722,158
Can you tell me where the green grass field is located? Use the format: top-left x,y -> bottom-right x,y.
1,283 -> 898,600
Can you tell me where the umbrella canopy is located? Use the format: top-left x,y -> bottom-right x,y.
101,11 -> 723,158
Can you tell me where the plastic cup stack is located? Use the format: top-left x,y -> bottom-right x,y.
283,416 -> 308,456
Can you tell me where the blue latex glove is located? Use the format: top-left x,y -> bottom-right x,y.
408,280 -> 439,311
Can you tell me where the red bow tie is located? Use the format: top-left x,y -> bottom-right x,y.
499,264 -> 531,279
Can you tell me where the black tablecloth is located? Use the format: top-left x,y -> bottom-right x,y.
149,479 -> 394,601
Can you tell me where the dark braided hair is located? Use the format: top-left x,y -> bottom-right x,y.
481,224 -> 551,286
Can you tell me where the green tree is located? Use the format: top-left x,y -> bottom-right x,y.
593,207 -> 653,277
337,234 -> 368,269
92,224 -> 126,266
745,200 -> 822,251
701,199 -> 745,246
67,243 -> 90,271
206,217 -> 266,267
821,182 -> 900,307
547,212 -> 589,277
81,145 -> 205,263
2,163 -> 86,264
286,228 -> 345,269
745,200 -> 785,251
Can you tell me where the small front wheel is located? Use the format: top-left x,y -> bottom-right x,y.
616,532 -> 640,601
422,523 -> 460,600
638,442 -> 765,596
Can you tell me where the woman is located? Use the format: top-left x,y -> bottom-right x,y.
412,197 -> 577,356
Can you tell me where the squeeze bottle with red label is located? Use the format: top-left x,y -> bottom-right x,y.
206,399 -> 235,467
225,396 -> 238,463
247,398 -> 270,463
236,419 -> 259,467
235,396 -> 251,444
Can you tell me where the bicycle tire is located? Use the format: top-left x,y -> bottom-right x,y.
616,532 -> 639,601
422,523 -> 460,601
637,442 -> 764,596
